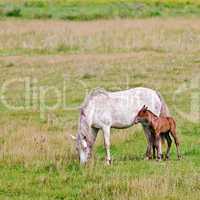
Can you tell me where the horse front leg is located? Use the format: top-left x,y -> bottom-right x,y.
102,126 -> 111,165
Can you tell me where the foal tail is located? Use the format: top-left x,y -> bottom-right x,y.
168,118 -> 179,144
168,117 -> 181,158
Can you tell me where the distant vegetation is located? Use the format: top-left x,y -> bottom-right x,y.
0,0 -> 200,20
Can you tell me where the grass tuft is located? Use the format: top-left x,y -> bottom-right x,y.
4,6 -> 21,17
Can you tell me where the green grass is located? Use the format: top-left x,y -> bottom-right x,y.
0,17 -> 200,199
0,0 -> 200,20
1,132 -> 200,200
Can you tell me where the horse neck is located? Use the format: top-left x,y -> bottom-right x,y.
79,115 -> 88,135
79,115 -> 95,145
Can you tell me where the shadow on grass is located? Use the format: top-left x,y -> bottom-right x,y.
115,154 -> 144,162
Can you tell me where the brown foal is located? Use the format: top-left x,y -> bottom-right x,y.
134,105 -> 180,160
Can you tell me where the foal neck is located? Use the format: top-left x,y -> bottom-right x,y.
146,110 -> 158,122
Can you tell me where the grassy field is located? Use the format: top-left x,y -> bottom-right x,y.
0,0 -> 200,20
0,11 -> 200,200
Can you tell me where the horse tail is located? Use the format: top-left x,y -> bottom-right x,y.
156,91 -> 170,117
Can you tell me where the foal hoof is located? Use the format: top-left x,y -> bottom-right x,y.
105,159 -> 112,165
156,158 -> 162,162
166,155 -> 170,160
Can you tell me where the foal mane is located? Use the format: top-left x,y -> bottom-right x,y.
146,109 -> 159,118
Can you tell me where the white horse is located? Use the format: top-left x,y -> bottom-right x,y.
73,87 -> 170,164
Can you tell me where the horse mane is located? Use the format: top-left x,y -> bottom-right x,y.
80,87 -> 108,110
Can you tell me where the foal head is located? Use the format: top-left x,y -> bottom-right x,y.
134,105 -> 152,124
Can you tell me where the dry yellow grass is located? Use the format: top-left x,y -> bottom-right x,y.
0,18 -> 200,56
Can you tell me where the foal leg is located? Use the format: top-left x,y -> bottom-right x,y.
169,119 -> 181,159
155,134 -> 162,161
151,134 -> 157,159
102,126 -> 111,165
165,132 -> 172,160
153,144 -> 156,159
142,126 -> 152,159
170,130 -> 180,159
